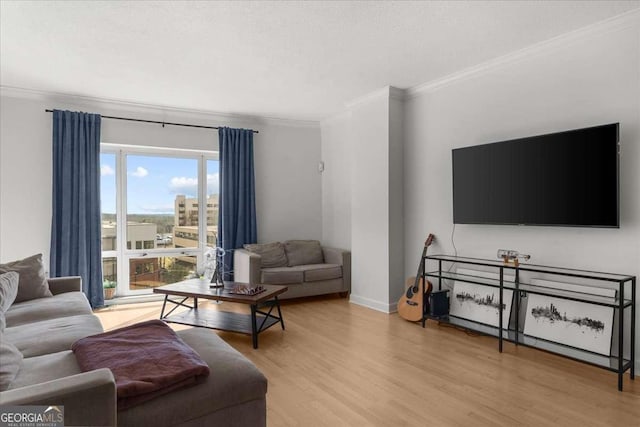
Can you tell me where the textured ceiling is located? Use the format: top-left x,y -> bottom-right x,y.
1,1 -> 638,121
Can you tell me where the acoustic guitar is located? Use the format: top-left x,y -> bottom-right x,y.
397,234 -> 435,322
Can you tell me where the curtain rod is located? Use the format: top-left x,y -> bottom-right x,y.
44,109 -> 258,133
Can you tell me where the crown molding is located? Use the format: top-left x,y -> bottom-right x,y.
320,109 -> 352,126
344,85 -> 407,109
0,85 -> 320,129
406,8 -> 640,98
323,85 -> 406,122
389,86 -> 407,101
344,86 -> 391,109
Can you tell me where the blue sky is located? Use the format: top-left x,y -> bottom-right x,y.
100,154 -> 219,214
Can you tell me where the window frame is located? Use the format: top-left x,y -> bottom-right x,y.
101,143 -> 218,297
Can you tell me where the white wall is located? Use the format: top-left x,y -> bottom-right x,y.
320,111 -> 352,250
349,91 -> 391,311
0,90 -> 322,265
253,123 -> 322,243
403,15 -> 639,365
324,87 -> 405,312
0,95 -> 51,264
388,95 -> 405,305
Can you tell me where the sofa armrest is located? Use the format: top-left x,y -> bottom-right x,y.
322,247 -> 351,292
0,368 -> 117,426
322,247 -> 349,265
47,276 -> 82,295
234,249 -> 262,285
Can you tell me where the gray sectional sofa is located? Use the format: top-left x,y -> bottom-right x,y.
0,271 -> 267,426
234,240 -> 351,299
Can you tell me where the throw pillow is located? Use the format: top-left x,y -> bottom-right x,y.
283,240 -> 324,267
0,254 -> 52,303
0,336 -> 23,391
0,271 -> 19,313
244,242 -> 288,268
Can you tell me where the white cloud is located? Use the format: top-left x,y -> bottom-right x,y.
101,164 -> 115,176
169,176 -> 198,196
168,173 -> 219,196
130,166 -> 148,178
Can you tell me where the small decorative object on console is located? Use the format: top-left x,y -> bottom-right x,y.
497,249 -> 531,266
203,246 -> 225,288
228,284 -> 266,296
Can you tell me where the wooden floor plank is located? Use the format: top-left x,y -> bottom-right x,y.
94,296 -> 639,426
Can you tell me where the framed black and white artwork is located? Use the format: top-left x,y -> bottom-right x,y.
523,293 -> 614,356
449,280 -> 513,329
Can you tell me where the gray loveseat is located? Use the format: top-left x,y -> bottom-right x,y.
234,240 -> 351,299
0,266 -> 267,426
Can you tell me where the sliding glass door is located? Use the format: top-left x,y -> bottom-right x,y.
100,146 -> 218,297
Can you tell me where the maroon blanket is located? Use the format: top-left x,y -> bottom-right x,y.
72,320 -> 210,410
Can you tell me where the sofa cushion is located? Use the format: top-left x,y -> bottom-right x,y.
303,264 -> 343,282
0,254 -> 52,303
261,266 -> 305,284
284,240 -> 324,267
0,272 -> 20,314
4,314 -> 103,358
244,242 -> 288,268
0,272 -> 19,332
0,335 -> 23,391
5,291 -> 93,328
118,327 -> 267,427
8,350 -> 81,390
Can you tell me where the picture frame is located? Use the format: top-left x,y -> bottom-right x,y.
523,293 -> 614,356
450,269 -> 514,329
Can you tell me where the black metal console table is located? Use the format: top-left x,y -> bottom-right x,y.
422,255 -> 636,391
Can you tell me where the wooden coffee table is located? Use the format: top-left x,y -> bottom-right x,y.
153,279 -> 287,349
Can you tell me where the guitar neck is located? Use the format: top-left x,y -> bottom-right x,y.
415,249 -> 427,277
411,234 -> 434,291
412,247 -> 429,289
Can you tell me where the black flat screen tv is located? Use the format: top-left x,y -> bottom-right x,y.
452,123 -> 619,228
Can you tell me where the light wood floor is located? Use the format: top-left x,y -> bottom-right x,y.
95,296 -> 639,427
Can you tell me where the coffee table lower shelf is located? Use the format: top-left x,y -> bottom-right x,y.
162,307 -> 284,349
164,308 -> 281,335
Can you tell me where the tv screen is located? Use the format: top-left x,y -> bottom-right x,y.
452,123 -> 619,228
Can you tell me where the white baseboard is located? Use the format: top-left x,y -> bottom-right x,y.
388,301 -> 398,313
349,293 -> 395,314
